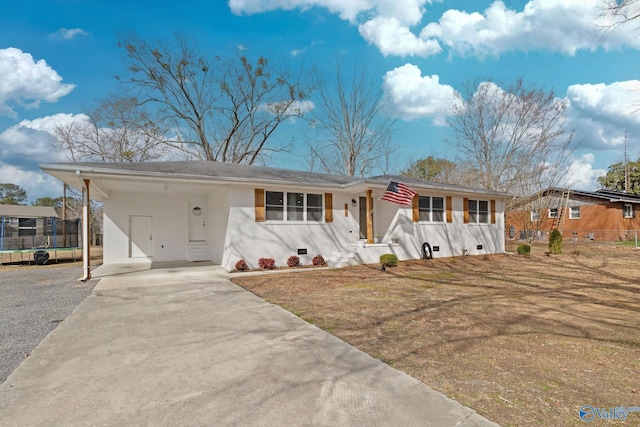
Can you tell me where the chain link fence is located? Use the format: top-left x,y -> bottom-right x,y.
508,229 -> 640,250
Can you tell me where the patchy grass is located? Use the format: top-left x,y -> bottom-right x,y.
233,242 -> 640,426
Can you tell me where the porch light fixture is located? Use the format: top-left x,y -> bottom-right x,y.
351,199 -> 357,207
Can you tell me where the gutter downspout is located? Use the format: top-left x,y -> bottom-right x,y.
80,175 -> 91,282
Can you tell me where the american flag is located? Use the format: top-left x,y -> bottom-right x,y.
381,181 -> 417,206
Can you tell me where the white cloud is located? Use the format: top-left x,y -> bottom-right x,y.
566,153 -> 606,191
381,62 -> 640,163
229,0 -> 374,22
0,113 -> 87,163
0,113 -> 89,201
49,28 -> 89,40
567,81 -> 640,121
231,0 -> 640,58
382,63 -> 456,124
288,99 -> 315,114
359,17 -> 441,57
566,80 -> 640,150
0,162 -> 63,202
229,0 -> 439,55
0,48 -> 75,117
421,0 -> 640,57
229,0 -> 430,23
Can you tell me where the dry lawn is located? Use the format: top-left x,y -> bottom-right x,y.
232,241 -> 640,426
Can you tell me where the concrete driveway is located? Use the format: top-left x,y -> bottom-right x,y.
0,263 -> 497,426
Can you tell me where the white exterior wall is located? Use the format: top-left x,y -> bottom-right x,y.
222,186 -> 360,270
206,187 -> 230,264
101,183 -> 505,270
351,192 -> 505,264
103,192 -> 189,264
102,187 -> 232,265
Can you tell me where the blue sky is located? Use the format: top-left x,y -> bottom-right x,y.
1,0 -> 640,201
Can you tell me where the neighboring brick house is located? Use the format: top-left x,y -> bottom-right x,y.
506,188 -> 640,242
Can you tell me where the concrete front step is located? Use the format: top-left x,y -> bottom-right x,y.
326,251 -> 359,268
187,241 -> 211,262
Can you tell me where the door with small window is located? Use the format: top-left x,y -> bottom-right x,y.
189,202 -> 207,241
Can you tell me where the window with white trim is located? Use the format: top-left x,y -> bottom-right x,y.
266,191 -> 324,221
307,193 -> 323,221
531,210 -> 539,221
469,199 -> 489,224
569,206 -> 580,219
624,204 -> 633,218
549,208 -> 558,218
418,196 -> 444,222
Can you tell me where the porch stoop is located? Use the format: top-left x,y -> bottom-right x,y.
187,241 -> 212,262
327,242 -> 406,268
326,250 -> 359,268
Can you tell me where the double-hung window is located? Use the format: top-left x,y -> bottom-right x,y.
306,193 -> 323,221
530,210 -> 539,221
569,206 -> 580,219
287,193 -> 304,221
624,204 -> 633,218
266,191 -> 323,221
549,208 -> 558,218
418,196 -> 444,222
266,191 -> 285,221
468,200 -> 489,224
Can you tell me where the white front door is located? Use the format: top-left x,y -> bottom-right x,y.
189,202 -> 207,241
130,215 -> 153,258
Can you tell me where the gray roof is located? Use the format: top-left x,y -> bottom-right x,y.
542,187 -> 640,203
43,161 -> 358,187
367,175 -> 511,198
0,204 -> 57,218
513,187 -> 640,207
41,161 -> 512,198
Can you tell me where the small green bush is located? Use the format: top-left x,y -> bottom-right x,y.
380,253 -> 398,267
517,244 -> 531,256
548,229 -> 563,254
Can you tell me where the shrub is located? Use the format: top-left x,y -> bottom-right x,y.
517,244 -> 531,256
287,255 -> 300,267
312,254 -> 326,266
234,259 -> 248,271
380,253 -> 398,267
548,229 -> 563,254
258,257 -> 276,269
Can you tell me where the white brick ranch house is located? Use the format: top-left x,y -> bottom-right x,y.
41,161 -> 510,272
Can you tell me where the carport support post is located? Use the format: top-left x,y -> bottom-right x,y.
366,189 -> 373,244
81,179 -> 91,281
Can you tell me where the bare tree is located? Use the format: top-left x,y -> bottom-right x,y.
117,33 -> 315,164
602,0 -> 640,28
307,63 -> 397,177
53,95 -> 169,162
447,78 -> 573,197
507,190 -> 561,245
